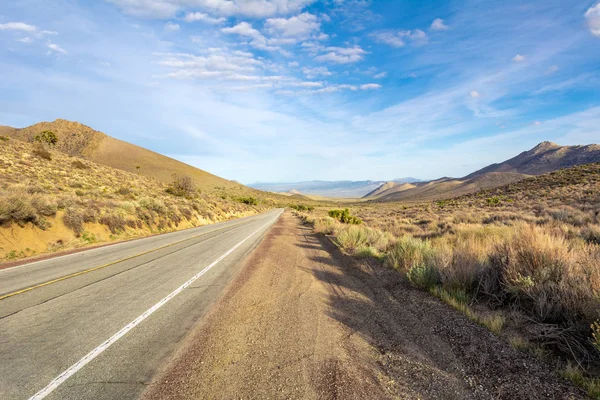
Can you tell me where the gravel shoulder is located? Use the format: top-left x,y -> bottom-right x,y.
141,211 -> 584,400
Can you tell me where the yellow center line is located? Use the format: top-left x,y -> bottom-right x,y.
0,220 -> 250,301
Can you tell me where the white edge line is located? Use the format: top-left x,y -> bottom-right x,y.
28,211 -> 281,400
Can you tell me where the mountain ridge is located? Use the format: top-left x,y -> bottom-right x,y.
366,141 -> 600,202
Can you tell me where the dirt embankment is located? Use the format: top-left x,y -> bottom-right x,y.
142,211 -> 584,399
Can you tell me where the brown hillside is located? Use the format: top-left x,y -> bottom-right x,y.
465,141 -> 600,177
0,137 -> 277,262
4,119 -> 245,192
363,181 -> 398,198
375,172 -> 528,202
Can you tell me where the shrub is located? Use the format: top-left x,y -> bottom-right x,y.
314,217 -> 339,235
31,196 -> 58,217
236,196 -> 259,205
486,196 -> 501,206
100,212 -> 127,233
166,174 -> 195,197
0,135 -> 9,141
328,209 -> 362,224
0,196 -> 45,228
34,130 -> 58,146
63,208 -> 84,236
335,225 -> 369,251
116,187 -> 132,196
138,197 -> 166,213
386,236 -> 433,272
71,160 -> 88,169
32,144 -> 52,160
407,263 -> 440,289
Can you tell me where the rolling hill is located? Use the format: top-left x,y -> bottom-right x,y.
366,141 -> 600,202
2,119 -> 246,193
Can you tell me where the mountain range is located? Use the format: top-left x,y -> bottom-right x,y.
364,141 -> 600,202
2,119 -> 598,204
249,178 -> 421,199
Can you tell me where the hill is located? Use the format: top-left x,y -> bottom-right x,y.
0,137 -> 278,262
465,141 -> 600,177
367,141 -> 600,202
250,177 -> 421,198
2,119 -> 248,193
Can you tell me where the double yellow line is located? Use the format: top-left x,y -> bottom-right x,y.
0,220 -> 249,301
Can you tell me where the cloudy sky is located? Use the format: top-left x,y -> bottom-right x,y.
1,0 -> 599,183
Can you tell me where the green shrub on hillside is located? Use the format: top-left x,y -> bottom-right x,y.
328,208 -> 362,224
236,196 -> 259,205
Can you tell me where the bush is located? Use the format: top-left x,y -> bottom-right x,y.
116,187 -> 132,196
166,174 -> 195,197
236,196 -> 259,205
0,135 -> 9,141
63,208 -> 84,236
71,160 -> 88,169
32,144 -> 52,160
100,212 -> 127,233
34,130 -> 58,146
407,263 -> 440,289
335,225 -> 369,251
386,236 -> 433,272
328,209 -> 362,224
138,197 -> 166,213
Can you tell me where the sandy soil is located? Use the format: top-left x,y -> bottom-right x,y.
142,211 -> 584,400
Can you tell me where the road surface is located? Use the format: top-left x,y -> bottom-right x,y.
0,209 -> 282,400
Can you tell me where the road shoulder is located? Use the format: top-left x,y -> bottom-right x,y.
142,211 -> 584,399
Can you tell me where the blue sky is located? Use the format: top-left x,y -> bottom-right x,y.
1,0 -> 599,183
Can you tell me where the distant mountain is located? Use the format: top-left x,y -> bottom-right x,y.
250,178 -> 421,198
2,119 -> 250,193
464,141 -> 600,177
365,142 -> 600,202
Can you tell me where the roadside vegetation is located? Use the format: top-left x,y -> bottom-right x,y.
295,162 -> 600,397
0,137 -> 282,261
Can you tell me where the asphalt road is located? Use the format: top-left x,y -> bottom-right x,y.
0,209 -> 283,400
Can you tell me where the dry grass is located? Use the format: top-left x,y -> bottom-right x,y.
298,162 -> 600,377
0,139 -> 282,261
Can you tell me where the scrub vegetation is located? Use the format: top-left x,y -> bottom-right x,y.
0,138 -> 284,261
295,162 -> 600,397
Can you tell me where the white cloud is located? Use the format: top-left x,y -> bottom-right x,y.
292,81 -> 323,87
585,3 -> 600,37
430,18 -> 449,31
513,54 -> 525,62
370,31 -> 405,47
264,12 -> 319,38
470,90 -> 480,98
164,22 -> 180,31
546,65 -> 559,74
221,21 -> 279,51
17,37 -> 33,44
373,72 -> 387,79
371,29 -> 428,47
183,12 -> 226,24
360,83 -> 381,90
288,61 -> 299,67
107,0 -> 316,19
302,66 -> 331,78
0,22 -> 38,32
315,45 -> 366,64
48,43 -> 67,54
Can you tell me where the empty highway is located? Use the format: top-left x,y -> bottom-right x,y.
0,209 -> 283,400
